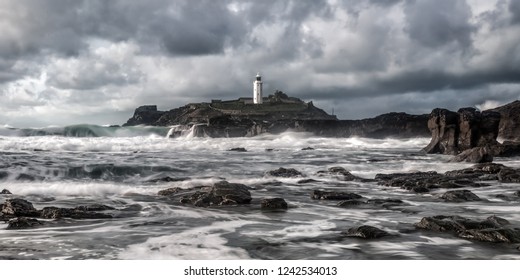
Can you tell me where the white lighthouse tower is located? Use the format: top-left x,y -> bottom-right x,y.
253,72 -> 263,104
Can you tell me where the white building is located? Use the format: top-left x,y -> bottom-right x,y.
253,73 -> 263,104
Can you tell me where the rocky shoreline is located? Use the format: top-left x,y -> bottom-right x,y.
3,163 -> 520,248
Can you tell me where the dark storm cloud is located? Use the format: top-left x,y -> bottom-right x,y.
404,0 -> 476,49
1,0 -> 520,126
510,0 -> 520,24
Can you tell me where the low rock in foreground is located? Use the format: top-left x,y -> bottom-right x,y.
342,225 -> 390,239
312,190 -> 362,200
174,181 -> 252,207
415,215 -> 520,243
266,168 -> 304,178
7,217 -> 43,230
441,190 -> 481,202
260,198 -> 288,210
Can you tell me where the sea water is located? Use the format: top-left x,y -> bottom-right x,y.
0,125 -> 519,259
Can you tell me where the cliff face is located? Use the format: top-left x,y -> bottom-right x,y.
487,100 -> 520,141
422,101 -> 520,161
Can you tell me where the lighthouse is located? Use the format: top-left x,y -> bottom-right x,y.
253,73 -> 263,104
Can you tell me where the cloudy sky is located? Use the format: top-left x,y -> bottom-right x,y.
1,0 -> 520,127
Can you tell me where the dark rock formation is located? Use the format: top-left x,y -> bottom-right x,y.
317,167 -> 361,181
498,167 -> 520,183
423,108 -> 500,156
157,187 -> 183,196
337,198 -> 404,208
40,207 -> 112,219
488,100 -> 520,141
123,105 -> 164,126
229,147 -> 247,152
342,225 -> 389,239
450,146 -> 493,163
1,199 -> 39,217
312,190 -> 362,200
301,147 -> 314,151
375,166 -> 492,193
0,189 -> 11,195
73,204 -> 115,212
266,168 -> 304,178
260,198 -> 288,210
441,190 -> 481,202
174,181 -> 252,207
415,215 -> 520,243
7,217 -> 43,230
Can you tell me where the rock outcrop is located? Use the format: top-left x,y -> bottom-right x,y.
416,215 -> 520,243
260,198 -> 288,210
423,108 -> 500,156
158,181 -> 252,207
342,225 -> 390,239
488,100 -> 520,141
123,105 -> 164,126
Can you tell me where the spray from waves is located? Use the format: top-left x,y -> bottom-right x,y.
0,124 -> 171,138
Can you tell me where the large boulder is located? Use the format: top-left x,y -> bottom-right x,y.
415,215 -> 520,243
342,225 -> 390,239
40,207 -> 112,219
312,190 -> 362,200
7,217 -> 43,230
266,168 -> 304,178
1,199 -> 39,217
178,181 -> 252,207
260,198 -> 288,210
317,167 -> 361,181
441,190 -> 481,202
450,146 -> 493,163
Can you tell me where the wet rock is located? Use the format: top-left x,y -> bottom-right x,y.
337,200 -> 364,207
415,215 -> 520,243
317,167 -> 360,181
514,191 -> 520,197
180,181 -> 252,207
6,217 -> 43,230
498,168 -> 520,183
40,207 -> 112,219
338,198 -> 404,208
343,225 -> 389,239
1,199 -> 39,217
229,147 -> 247,152
266,167 -> 304,178
74,204 -> 115,212
0,189 -> 12,195
450,146 -> 493,163
441,190 -> 481,202
312,190 -> 362,200
375,170 -> 489,193
367,198 -> 404,206
301,147 -> 314,151
157,187 -> 183,196
260,198 -> 288,210
423,108 -> 460,155
423,107 -> 501,157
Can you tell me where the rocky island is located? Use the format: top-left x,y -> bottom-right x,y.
123,90 -> 431,138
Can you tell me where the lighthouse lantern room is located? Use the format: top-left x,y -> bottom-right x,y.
253,73 -> 263,104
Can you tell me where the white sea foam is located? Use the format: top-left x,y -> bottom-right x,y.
118,220 -> 253,259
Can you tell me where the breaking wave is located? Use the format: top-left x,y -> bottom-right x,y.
0,124 -> 170,138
